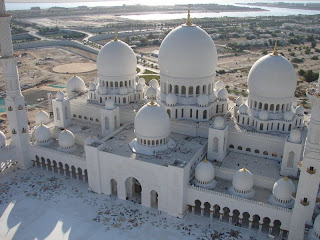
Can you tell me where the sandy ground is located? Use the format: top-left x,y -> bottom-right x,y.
0,167 -> 270,240
0,47 -> 97,135
52,63 -> 96,74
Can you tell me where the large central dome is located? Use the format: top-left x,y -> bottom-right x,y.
97,39 -> 137,79
247,54 -> 297,99
158,25 -> 218,79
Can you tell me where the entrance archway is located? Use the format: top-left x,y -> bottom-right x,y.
110,179 -> 117,197
150,190 -> 158,209
125,177 -> 142,204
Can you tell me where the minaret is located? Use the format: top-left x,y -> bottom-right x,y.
288,82 -> 320,239
0,0 -> 31,169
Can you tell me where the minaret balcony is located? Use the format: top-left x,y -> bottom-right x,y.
307,167 -> 316,175
300,198 -> 310,206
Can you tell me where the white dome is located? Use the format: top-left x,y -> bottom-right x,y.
166,93 -> 177,106
239,104 -> 248,114
56,91 -> 65,101
159,25 -> 217,79
215,80 -> 225,91
213,116 -> 224,129
0,131 -> 6,148
149,79 -> 159,89
289,129 -> 301,143
248,54 -> 297,99
136,83 -> 143,91
235,96 -> 244,106
273,177 -> 295,202
218,88 -> 228,100
97,40 -> 137,78
313,215 -> 320,236
139,78 -> 146,86
134,102 -> 170,140
98,86 -> 107,95
58,129 -> 75,149
195,159 -> 215,184
35,110 -> 50,125
284,111 -> 294,121
119,87 -> 128,95
197,94 -> 209,107
89,82 -> 96,91
105,99 -> 115,109
146,86 -> 157,99
35,124 -> 51,143
296,105 -> 305,116
84,135 -> 100,146
67,75 -> 86,94
232,168 -> 254,192
259,110 -> 269,121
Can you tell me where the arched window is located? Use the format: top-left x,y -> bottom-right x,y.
188,86 -> 193,95
229,144 -> 234,149
263,151 -> 268,155
238,146 -> 243,150
287,152 -> 295,168
212,138 -> 218,152
260,123 -> 263,131
246,148 -> 251,152
181,86 -> 186,95
272,153 -> 277,157
56,107 -> 60,120
254,149 -> 260,154
167,109 -> 171,118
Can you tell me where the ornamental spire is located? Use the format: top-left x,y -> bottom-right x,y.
114,29 -> 118,42
273,40 -> 278,56
0,0 -> 6,15
186,6 -> 191,27
148,95 -> 156,106
203,156 -> 208,163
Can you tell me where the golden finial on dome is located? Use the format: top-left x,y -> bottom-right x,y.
114,28 -> 118,42
186,6 -> 192,27
242,166 -> 247,172
283,175 -> 289,181
273,40 -> 278,56
64,128 -> 67,131
148,95 -> 156,106
90,134 -> 94,138
203,156 -> 208,163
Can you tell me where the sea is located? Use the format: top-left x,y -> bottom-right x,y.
5,0 -> 320,20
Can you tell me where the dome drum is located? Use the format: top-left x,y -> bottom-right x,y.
136,137 -> 169,147
248,94 -> 294,114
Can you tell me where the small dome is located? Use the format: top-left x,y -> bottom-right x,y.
35,124 -> 51,143
259,111 -> 269,121
84,135 -> 100,146
213,117 -> 225,129
197,94 -> 209,107
136,83 -> 143,91
239,104 -> 248,115
56,91 -> 65,101
149,79 -> 159,89
119,87 -> 128,95
195,159 -> 215,184
105,99 -> 115,109
97,40 -> 137,79
313,215 -> 320,236
235,96 -> 244,106
146,86 -> 157,99
98,86 -> 107,95
166,93 -> 177,106
218,88 -> 228,100
273,177 -> 295,202
0,131 -> 6,148
35,110 -> 50,125
248,54 -> 297,99
58,129 -> 75,149
296,105 -> 305,116
139,78 -> 146,86
67,75 -> 86,95
89,82 -> 96,91
215,80 -> 225,90
284,111 -> 294,121
232,167 -> 254,193
134,102 -> 170,140
289,129 -> 301,143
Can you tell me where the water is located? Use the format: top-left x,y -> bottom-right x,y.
0,98 -> 5,113
5,0 -> 320,20
6,0 -> 320,11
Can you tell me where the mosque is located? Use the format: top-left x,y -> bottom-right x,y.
1,1 -> 320,239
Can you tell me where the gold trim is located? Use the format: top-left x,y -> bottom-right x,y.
147,95 -> 157,106
114,29 -> 118,42
186,6 -> 191,26
272,40 -> 278,56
